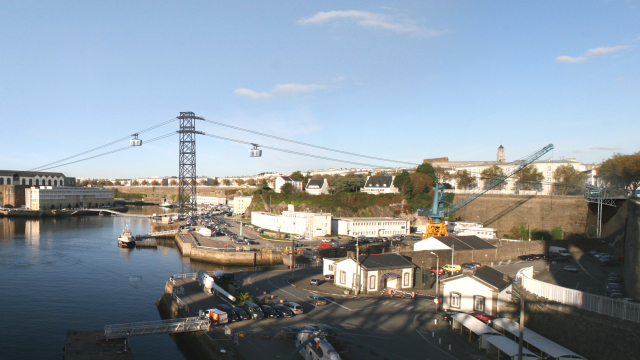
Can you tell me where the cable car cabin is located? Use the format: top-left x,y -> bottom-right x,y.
249,149 -> 262,157
130,139 -> 142,146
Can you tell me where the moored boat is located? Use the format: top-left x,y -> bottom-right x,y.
118,227 -> 135,248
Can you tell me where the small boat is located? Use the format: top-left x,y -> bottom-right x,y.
159,200 -> 173,208
118,226 -> 135,248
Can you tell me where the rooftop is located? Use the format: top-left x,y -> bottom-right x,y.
357,253 -> 415,270
433,235 -> 497,250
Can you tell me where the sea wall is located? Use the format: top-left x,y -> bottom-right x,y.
173,233 -> 283,265
453,194 -> 588,238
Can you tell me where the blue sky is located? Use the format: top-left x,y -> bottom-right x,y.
1,1 -> 638,179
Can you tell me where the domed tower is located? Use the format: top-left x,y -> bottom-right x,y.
497,145 -> 505,162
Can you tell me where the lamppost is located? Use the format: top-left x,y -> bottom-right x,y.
508,288 -> 525,360
430,252 -> 439,311
355,236 -> 360,296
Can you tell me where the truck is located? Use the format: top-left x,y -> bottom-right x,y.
549,246 -> 571,257
203,308 -> 228,325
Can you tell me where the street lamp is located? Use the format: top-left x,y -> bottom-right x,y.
355,236 -> 360,296
507,288 -> 526,360
430,252 -> 439,310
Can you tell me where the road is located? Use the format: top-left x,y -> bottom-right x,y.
221,268 -> 491,360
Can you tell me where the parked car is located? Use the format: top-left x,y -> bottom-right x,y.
260,304 -> 279,318
307,295 -> 327,306
518,255 -> 535,261
283,302 -> 304,315
461,263 -> 481,269
321,238 -> 332,243
294,235 -> 304,240
242,301 -> 264,319
468,311 -> 495,324
563,266 -> 578,272
216,304 -> 238,322
588,249 -> 600,256
550,256 -> 570,263
233,306 -> 250,320
537,254 -> 550,260
442,264 -> 462,274
324,274 -> 334,282
310,278 -> 321,285
273,304 -> 294,317
430,267 -> 445,275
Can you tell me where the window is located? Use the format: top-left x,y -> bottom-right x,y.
403,272 -> 410,287
369,275 -> 376,289
450,292 -> 461,308
329,264 -> 334,271
473,296 -> 485,312
339,271 -> 346,284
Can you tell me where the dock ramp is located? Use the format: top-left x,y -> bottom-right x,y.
97,317 -> 210,340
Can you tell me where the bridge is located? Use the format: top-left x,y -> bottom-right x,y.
136,229 -> 179,238
96,316 -> 210,340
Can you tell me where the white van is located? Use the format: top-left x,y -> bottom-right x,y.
549,246 -> 571,257
203,308 -> 228,325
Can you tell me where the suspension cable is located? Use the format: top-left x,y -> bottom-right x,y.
34,132 -> 177,173
200,118 -> 419,166
202,133 -> 395,169
27,117 -> 178,172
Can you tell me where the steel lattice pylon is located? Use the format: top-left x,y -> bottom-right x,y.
177,112 -> 204,217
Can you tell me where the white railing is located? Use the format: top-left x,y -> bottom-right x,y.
518,268 -> 640,323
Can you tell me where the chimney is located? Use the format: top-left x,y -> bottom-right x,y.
503,274 -> 510,282
347,251 -> 355,259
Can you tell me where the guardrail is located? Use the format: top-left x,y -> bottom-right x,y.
518,268 -> 640,323
170,263 -> 321,280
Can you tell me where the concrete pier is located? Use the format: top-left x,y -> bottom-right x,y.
63,330 -> 133,360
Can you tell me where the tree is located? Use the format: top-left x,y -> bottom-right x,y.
114,180 -> 122,186
434,166 -> 452,185
151,180 -> 159,186
169,179 -> 177,186
236,179 -> 246,186
515,165 -> 544,191
80,180 -> 89,186
89,179 -> 98,186
235,292 -> 253,304
246,179 -> 257,186
105,180 -> 113,186
393,170 -> 413,196
553,165 -> 588,195
409,172 -> 433,195
280,182 -> 296,195
416,163 -> 437,183
132,180 -> 139,186
223,179 -> 232,186
211,178 -> 219,186
454,170 -> 476,189
290,171 -> 304,180
97,179 -> 106,186
331,175 -> 365,193
480,165 -> 506,190
190,179 -> 196,186
199,179 -> 207,186
259,178 -> 271,190
597,152 -> 640,192
141,180 -> 149,186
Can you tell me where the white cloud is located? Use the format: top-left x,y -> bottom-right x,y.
234,83 -> 328,99
557,44 -> 632,63
556,55 -> 588,63
233,88 -> 272,99
298,10 -> 447,37
586,45 -> 630,56
589,147 -> 623,151
272,83 -> 326,93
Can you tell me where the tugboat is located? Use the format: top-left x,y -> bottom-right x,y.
118,226 -> 135,248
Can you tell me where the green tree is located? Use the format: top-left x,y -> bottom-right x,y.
393,170 -> 413,196
553,165 -> 588,195
141,180 -> 149,186
259,178 -> 270,190
80,180 -> 89,186
114,180 -> 122,186
454,170 -> 476,189
416,162 -> 437,183
597,152 -> 640,192
246,179 -> 257,186
236,179 -> 246,186
89,179 -> 98,186
280,182 -> 296,195
169,179 -> 177,186
223,179 -> 232,186
151,180 -> 159,186
97,179 -> 106,186
132,180 -> 140,186
480,165 -> 506,190
290,171 -> 304,180
551,226 -> 564,240
515,165 -> 544,191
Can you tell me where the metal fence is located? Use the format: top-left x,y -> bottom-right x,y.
519,271 -> 640,323
170,262 -> 322,280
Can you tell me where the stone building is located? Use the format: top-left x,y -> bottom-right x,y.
25,186 -> 114,210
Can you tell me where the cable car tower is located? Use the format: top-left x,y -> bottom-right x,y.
418,144 -> 554,238
177,112 -> 204,217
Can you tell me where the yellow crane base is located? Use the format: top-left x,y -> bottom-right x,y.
421,222 -> 449,239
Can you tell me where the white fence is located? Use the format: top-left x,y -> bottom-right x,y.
518,268 -> 640,323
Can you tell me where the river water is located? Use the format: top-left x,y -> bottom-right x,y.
0,206 -> 215,360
